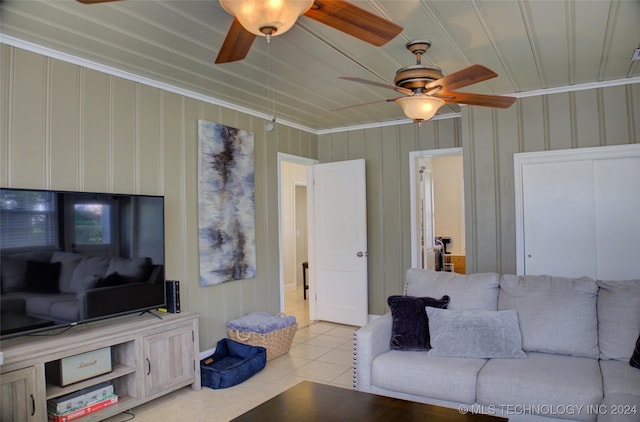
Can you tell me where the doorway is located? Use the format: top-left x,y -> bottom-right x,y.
278,153 -> 317,328
409,148 -> 465,273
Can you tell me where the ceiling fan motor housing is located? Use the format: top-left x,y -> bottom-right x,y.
394,65 -> 444,90
394,40 -> 444,91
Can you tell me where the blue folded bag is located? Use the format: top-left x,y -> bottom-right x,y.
200,338 -> 267,389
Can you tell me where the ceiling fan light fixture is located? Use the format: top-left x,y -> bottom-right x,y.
396,95 -> 445,122
219,0 -> 314,37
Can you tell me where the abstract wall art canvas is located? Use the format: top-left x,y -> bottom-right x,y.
198,120 -> 256,286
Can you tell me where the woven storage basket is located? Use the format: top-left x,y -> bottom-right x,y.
227,314 -> 297,361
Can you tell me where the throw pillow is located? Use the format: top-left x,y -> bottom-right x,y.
95,272 -> 127,288
387,295 -> 450,351
105,257 -> 151,283
51,251 -> 84,293
426,307 -> 526,359
24,260 -> 61,293
70,274 -> 101,292
69,256 -> 111,293
630,333 -> 640,369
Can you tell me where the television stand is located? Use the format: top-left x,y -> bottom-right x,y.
140,309 -> 164,320
0,311 -> 200,422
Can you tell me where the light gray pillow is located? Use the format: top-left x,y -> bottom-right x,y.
426,307 -> 526,359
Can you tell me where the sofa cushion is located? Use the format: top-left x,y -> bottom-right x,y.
105,257 -> 151,283
426,308 -> 526,359
25,260 -> 61,293
51,252 -> 84,294
24,293 -> 76,317
386,295 -> 450,351
597,394 -> 640,422
404,269 -> 499,310
477,353 -> 603,422
597,279 -> 640,361
69,256 -> 110,293
600,359 -> 640,397
372,350 -> 487,404
598,360 -> 640,422
498,274 -> 599,358
49,300 -> 81,322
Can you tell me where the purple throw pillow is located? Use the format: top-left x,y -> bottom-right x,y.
630,332 -> 640,369
387,295 -> 450,351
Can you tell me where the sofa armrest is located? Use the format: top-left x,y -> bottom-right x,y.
78,282 -> 164,320
353,313 -> 392,393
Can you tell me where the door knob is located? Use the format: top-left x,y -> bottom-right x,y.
356,251 -> 367,257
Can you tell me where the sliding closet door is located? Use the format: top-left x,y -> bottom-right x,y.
521,160 -> 596,278
515,144 -> 640,280
593,156 -> 640,280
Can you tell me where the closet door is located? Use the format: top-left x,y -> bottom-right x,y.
521,160 -> 596,278
593,156 -> 640,280
515,144 -> 640,280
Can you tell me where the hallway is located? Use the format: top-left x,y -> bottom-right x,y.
284,281 -> 311,328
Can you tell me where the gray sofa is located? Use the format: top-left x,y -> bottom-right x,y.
353,269 -> 640,422
1,250 -> 164,324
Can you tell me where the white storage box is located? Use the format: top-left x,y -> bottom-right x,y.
46,347 -> 112,387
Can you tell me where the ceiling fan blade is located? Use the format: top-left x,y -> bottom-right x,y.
331,97 -> 398,112
425,65 -> 498,92
340,76 -> 414,96
215,18 -> 257,64
437,91 -> 516,109
304,0 -> 402,46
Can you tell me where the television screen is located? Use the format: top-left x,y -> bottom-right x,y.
0,188 -> 166,340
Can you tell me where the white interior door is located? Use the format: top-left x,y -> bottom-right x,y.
308,159 -> 368,326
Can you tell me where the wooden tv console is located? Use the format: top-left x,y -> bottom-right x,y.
0,311 -> 201,422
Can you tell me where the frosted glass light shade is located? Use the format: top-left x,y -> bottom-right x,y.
219,0 -> 314,37
395,95 -> 445,122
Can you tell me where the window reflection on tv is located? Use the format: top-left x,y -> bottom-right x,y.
0,188 -> 166,340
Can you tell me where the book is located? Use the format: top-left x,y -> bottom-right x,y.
47,395 -> 118,422
47,382 -> 114,414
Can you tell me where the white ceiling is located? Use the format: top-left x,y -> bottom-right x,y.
1,0 -> 639,132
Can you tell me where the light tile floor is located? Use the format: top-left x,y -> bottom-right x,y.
105,286 -> 355,422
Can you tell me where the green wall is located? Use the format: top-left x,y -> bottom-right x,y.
3,43 -> 639,342
0,45 -> 317,350
319,84 -> 640,315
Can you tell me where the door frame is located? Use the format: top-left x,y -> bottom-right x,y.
277,153 -> 318,314
409,148 -> 463,268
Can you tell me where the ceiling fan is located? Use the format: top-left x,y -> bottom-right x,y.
77,0 -> 403,64
339,40 -> 517,122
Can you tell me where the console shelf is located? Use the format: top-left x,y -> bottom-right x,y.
45,362 -> 135,400
1,311 -> 201,422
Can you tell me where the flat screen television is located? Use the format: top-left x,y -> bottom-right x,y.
0,188 -> 166,340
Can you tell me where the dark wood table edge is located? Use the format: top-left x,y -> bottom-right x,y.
231,380 -> 507,421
